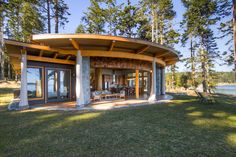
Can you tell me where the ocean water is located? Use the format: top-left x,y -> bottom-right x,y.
215,85 -> 236,96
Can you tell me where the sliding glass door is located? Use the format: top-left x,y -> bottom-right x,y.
46,68 -> 70,102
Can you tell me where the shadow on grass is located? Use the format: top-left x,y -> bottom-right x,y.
0,94 -> 236,157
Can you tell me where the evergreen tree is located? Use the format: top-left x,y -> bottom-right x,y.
181,0 -> 219,92
117,0 -> 138,38
82,0 -> 106,34
52,0 -> 70,33
75,24 -> 86,33
101,0 -> 121,35
0,0 -> 6,80
5,0 -> 44,41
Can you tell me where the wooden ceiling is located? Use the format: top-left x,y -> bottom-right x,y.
4,34 -> 179,73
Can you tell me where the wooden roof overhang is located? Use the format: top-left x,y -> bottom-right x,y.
4,34 -> 179,73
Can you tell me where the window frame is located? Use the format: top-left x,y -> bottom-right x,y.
27,66 -> 45,100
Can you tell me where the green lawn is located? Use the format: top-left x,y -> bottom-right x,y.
0,89 -> 236,157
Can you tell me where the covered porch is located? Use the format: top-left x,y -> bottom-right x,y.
4,34 -> 178,110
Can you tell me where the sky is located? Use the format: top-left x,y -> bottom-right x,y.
60,0 -> 234,72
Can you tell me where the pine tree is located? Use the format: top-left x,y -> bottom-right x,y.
52,0 -> 70,33
5,0 -> 44,41
0,0 -> 6,80
82,0 -> 106,34
117,0 -> 139,38
101,0 -> 121,35
75,24 -> 86,33
181,0 -> 219,92
217,0 -> 234,65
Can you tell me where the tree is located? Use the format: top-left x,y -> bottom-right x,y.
5,0 -> 44,41
217,0 -> 234,66
0,0 -> 6,80
75,24 -> 86,33
181,0 -> 219,92
52,0 -> 70,33
117,0 -> 138,38
39,0 -> 70,33
101,0 -> 121,35
82,0 -> 106,34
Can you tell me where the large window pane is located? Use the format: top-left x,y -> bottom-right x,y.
59,70 -> 70,99
47,70 -> 58,100
27,67 -> 43,98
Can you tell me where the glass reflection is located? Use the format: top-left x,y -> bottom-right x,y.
47,70 -> 58,100
59,70 -> 70,99
27,68 -> 42,98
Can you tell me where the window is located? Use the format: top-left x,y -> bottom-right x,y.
27,67 -> 43,98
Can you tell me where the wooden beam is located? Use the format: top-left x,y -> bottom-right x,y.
39,50 -> 44,57
4,39 -> 76,55
156,51 -> 171,58
69,38 -> 79,50
135,69 -> 139,99
164,58 -> 178,62
54,53 -> 59,59
66,55 -> 71,60
136,45 -> 150,54
8,54 -> 75,65
81,50 -> 166,66
109,40 -> 116,51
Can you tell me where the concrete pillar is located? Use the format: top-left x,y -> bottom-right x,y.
76,50 -> 84,107
148,58 -> 157,102
161,67 -> 166,95
135,69 -> 139,99
19,50 -> 29,109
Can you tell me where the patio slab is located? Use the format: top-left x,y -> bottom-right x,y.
30,95 -> 173,111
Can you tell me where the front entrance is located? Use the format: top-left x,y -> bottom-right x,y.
46,68 -> 71,103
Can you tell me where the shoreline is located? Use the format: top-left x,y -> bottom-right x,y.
216,83 -> 236,86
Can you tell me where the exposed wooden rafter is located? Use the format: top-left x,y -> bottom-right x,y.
54,53 -> 59,59
69,38 -> 79,50
156,51 -> 171,58
8,54 -> 75,65
81,50 -> 166,66
66,55 -> 71,60
5,39 -> 76,55
39,50 -> 44,57
136,45 -> 150,54
109,40 -> 116,51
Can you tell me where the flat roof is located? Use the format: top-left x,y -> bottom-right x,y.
4,34 -> 179,73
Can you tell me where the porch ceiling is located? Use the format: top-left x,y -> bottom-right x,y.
4,34 -> 179,73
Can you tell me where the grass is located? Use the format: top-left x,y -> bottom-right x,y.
0,88 -> 236,157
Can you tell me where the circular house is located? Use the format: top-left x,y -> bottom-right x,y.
5,34 -> 178,109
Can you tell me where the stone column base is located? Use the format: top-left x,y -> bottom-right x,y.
148,94 -> 157,102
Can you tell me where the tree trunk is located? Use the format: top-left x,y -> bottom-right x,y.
171,65 -> 175,89
0,2 -> 4,80
47,0 -> 51,33
233,0 -> 236,78
201,48 -> 208,92
159,14 -> 164,45
190,36 -> 196,87
54,0 -> 59,33
151,3 -> 155,42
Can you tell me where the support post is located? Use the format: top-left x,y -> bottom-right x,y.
76,50 -> 84,107
161,67 -> 166,95
97,68 -> 103,90
135,69 -> 139,99
19,49 -> 29,109
148,58 -> 157,102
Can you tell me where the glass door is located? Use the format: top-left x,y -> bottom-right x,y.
46,69 -> 70,102
59,70 -> 70,99
47,69 -> 58,101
